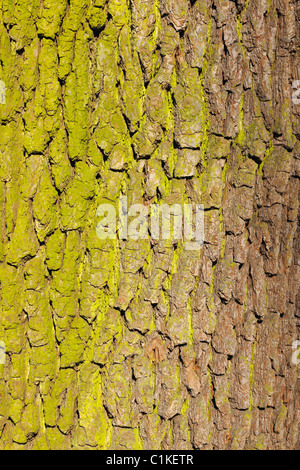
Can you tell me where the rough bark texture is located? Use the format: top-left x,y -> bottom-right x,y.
0,0 -> 299,450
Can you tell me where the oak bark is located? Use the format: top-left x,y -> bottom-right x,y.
0,0 -> 299,450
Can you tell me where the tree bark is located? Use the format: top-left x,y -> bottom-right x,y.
0,0 -> 299,450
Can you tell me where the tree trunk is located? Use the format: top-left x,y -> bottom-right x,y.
0,0 -> 299,450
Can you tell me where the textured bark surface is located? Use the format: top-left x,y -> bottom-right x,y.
0,0 -> 299,450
